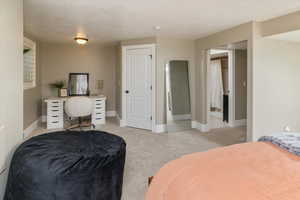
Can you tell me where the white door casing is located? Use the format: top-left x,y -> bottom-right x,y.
0,124 -> 6,174
207,49 -> 235,130
122,45 -> 156,131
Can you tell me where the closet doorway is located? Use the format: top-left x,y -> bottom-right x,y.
209,49 -> 233,129
207,41 -> 248,133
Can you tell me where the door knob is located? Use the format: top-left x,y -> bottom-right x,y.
125,90 -> 129,94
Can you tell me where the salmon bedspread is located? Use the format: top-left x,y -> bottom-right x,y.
146,142 -> 300,200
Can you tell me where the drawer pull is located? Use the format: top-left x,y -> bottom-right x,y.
96,107 -> 102,109
52,115 -> 59,118
96,103 -> 102,106
52,121 -> 59,123
52,101 -> 59,104
96,118 -> 102,120
96,113 -> 102,115
51,106 -> 59,108
51,110 -> 59,112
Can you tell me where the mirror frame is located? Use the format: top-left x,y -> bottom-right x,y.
68,73 -> 90,96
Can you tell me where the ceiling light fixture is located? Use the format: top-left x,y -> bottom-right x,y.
153,26 -> 161,30
74,37 -> 88,45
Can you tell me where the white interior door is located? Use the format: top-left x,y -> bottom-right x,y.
125,48 -> 152,130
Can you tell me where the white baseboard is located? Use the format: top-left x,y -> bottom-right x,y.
116,113 -> 126,127
233,119 -> 247,127
191,121 -> 198,129
116,112 -> 165,132
192,121 -> 209,132
172,114 -> 192,121
106,110 -> 117,117
210,111 -> 222,118
23,117 -> 41,139
119,119 -> 126,127
116,112 -> 166,133
153,124 -> 167,133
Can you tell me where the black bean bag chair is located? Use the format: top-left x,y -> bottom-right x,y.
4,130 -> 126,200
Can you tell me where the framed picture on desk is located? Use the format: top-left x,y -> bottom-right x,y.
59,88 -> 68,97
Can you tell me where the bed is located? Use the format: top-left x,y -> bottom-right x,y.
146,134 -> 300,200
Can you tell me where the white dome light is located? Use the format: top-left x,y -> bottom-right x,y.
74,37 -> 88,45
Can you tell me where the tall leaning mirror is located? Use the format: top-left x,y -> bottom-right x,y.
165,60 -> 192,132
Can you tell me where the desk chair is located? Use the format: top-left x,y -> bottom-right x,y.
65,97 -> 95,130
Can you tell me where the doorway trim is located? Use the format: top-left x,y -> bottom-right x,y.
206,49 -> 235,131
228,50 -> 235,127
121,44 -> 156,132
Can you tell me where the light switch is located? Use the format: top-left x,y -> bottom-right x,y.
283,126 -> 291,132
0,124 -> 5,131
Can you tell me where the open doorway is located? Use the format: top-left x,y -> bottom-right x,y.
207,41 -> 248,140
209,49 -> 231,129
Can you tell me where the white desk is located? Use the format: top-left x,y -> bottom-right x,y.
44,95 -> 106,129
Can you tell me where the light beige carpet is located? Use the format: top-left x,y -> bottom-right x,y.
29,118 -> 246,200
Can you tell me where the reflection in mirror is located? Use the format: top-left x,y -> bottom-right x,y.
68,73 -> 90,96
166,60 -> 191,132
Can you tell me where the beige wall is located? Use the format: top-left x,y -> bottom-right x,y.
40,43 -> 117,115
116,11 -> 300,136
252,39 -> 300,141
156,37 -> 196,124
250,11 -> 300,140
261,11 -> 300,37
115,45 -> 122,118
116,37 -> 195,125
0,0 -> 23,197
23,34 -> 42,129
194,11 -> 300,141
195,22 -> 254,129
235,49 -> 247,120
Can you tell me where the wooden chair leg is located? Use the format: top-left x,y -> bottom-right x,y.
148,176 -> 154,186
67,124 -> 80,130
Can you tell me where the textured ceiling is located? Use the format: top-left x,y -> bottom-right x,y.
24,0 -> 300,44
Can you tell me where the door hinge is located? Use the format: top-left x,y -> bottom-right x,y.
149,55 -> 152,59
150,85 -> 152,90
150,116 -> 152,120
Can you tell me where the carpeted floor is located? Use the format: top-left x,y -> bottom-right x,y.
29,117 -> 246,200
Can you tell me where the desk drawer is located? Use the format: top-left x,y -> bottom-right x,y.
47,109 -> 63,115
92,116 -> 105,125
94,102 -> 105,108
48,101 -> 63,107
47,115 -> 62,121
94,106 -> 105,112
94,99 -> 105,105
47,122 -> 63,129
93,110 -> 105,116
47,117 -> 63,129
93,113 -> 105,119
